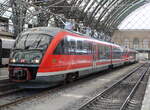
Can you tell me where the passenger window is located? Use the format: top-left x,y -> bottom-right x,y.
69,39 -> 76,55
77,40 -> 83,55
112,47 -> 122,59
98,45 -> 110,59
54,37 -> 77,55
105,46 -> 110,59
54,37 -> 92,55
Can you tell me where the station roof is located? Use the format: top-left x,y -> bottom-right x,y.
0,0 -> 149,36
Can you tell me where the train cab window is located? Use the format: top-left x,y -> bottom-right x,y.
14,34 -> 52,50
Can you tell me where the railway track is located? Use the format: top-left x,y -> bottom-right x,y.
78,63 -> 150,110
0,79 -> 21,96
0,88 -> 49,109
0,63 -> 144,110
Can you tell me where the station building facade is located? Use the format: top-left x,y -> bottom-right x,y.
112,30 -> 150,60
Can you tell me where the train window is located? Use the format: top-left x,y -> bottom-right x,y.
82,41 -> 88,54
54,37 -> 92,55
77,40 -> 82,49
69,39 -> 76,55
14,34 -> 52,50
76,40 -> 92,55
105,46 -> 111,59
54,39 -> 65,55
112,47 -> 122,59
87,42 -> 92,54
54,37 -> 77,55
98,45 -> 110,59
83,41 -> 92,54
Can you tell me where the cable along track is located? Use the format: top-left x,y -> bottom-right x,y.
79,63 -> 150,110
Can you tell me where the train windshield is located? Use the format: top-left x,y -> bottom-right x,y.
14,34 -> 52,50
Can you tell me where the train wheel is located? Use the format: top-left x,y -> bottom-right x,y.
109,64 -> 113,70
66,73 -> 78,83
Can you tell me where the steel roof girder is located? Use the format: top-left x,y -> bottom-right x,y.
94,0 -> 120,27
89,0 -> 108,21
105,0 -> 135,28
101,0 -> 125,26
81,0 -> 92,13
87,0 -> 104,21
108,0 -> 143,28
112,2 -> 145,28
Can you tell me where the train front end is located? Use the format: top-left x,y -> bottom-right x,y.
9,28 -> 53,82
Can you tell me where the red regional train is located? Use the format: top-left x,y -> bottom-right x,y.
9,27 -> 137,86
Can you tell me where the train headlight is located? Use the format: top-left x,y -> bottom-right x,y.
32,59 -> 40,64
34,59 -> 40,63
10,58 -> 16,63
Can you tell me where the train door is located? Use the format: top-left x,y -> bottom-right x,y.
92,44 -> 97,69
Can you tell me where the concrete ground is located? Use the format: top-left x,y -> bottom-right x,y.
3,63 -> 141,110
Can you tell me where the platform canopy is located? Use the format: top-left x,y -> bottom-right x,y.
0,0 -> 149,38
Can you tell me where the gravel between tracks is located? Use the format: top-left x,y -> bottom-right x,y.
1,63 -> 140,110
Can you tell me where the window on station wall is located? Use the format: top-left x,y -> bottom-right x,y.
98,45 -> 111,60
2,49 -> 10,58
143,39 -> 149,48
124,39 -> 129,48
112,47 -> 122,59
133,38 -> 139,49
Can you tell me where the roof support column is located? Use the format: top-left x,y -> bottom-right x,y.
11,0 -> 27,38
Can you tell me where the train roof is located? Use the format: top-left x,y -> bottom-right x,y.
22,27 -> 123,50
22,27 -> 65,36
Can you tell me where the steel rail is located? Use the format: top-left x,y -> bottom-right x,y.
120,64 -> 150,110
78,63 -> 147,110
0,88 -> 24,98
0,83 -> 63,109
0,89 -> 47,109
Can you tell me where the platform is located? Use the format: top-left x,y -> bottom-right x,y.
141,70 -> 150,110
0,67 -> 9,80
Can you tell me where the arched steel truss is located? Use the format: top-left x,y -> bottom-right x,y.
0,0 -> 149,38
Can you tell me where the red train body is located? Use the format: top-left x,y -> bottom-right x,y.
9,27 -> 137,85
